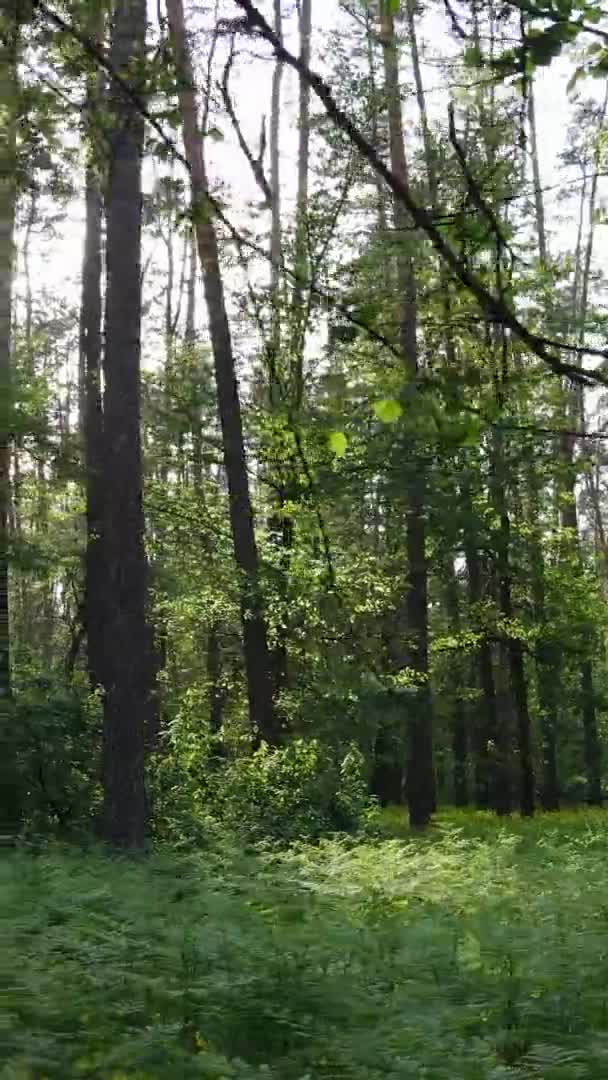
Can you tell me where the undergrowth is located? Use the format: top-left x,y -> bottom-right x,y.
2,809 -> 608,1078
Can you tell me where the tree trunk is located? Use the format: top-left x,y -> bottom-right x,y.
290,0 -> 312,403
101,0 -> 156,848
444,559 -> 468,807
0,4 -> 19,832
0,7 -> 18,710
380,1 -> 435,827
269,0 -> 283,352
490,429 -> 535,817
206,622 -> 225,758
80,31 -> 106,694
559,88 -> 607,806
167,0 -> 278,746
527,78 -> 547,268
461,481 -> 505,811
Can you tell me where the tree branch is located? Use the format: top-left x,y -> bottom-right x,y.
232,0 -> 608,390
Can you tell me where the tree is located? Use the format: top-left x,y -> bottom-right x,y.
100,0 -> 156,848
166,0 -> 279,746
80,4 -> 105,696
0,0 -> 21,830
379,0 -> 435,826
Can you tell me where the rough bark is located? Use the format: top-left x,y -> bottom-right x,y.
167,0 -> 278,745
101,0 -> 156,848
0,7 -> 18,710
0,3 -> 19,832
80,31 -> 106,694
380,1 -> 435,827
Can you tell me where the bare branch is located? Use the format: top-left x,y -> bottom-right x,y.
219,39 -> 273,206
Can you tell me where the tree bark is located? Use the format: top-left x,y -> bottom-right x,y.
380,1 -> 435,827
490,427 -> 535,817
444,559 -> 468,807
461,481 -> 505,811
290,0 -> 312,404
80,25 -> 106,694
559,89 -> 608,806
0,3 -> 20,833
101,0 -> 156,848
167,0 -> 278,745
0,5 -> 18,710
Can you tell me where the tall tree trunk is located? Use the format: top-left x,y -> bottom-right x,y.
206,622 -> 225,757
444,559 -> 468,806
0,3 -> 19,832
559,88 -> 608,806
461,480 -> 505,811
523,89 -> 561,809
290,0 -> 312,405
490,423 -> 535,817
81,31 -> 106,694
167,0 -> 278,746
101,0 -> 156,848
269,0 -> 283,359
266,0 -> 289,697
525,465 -> 560,810
380,1 -> 435,827
527,78 -> 547,269
0,7 -> 18,710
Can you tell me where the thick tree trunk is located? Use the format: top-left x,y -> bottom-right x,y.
380,2 -> 434,827
81,45 -> 106,694
0,11 -> 17,710
167,0 -> 278,746
0,5 -> 19,832
101,0 -> 156,848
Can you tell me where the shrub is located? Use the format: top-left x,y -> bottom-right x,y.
214,738 -> 372,842
9,681 -> 101,835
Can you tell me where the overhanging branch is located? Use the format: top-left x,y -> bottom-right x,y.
232,0 -> 608,390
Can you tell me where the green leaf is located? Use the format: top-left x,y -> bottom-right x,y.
463,45 -> 483,67
373,398 -> 403,424
328,431 -> 348,458
389,0 -> 400,11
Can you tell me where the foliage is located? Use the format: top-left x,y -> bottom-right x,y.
210,738 -> 372,843
5,812 -> 608,1077
8,680 -> 101,835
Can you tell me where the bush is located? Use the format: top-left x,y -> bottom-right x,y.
8,681 -> 101,835
214,738 -> 372,842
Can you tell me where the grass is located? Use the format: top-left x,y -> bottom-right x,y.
2,809 -> 608,1078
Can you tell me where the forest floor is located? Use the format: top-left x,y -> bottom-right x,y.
2,810 -> 608,1079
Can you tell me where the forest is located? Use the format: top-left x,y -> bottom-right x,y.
1,0 -> 608,1075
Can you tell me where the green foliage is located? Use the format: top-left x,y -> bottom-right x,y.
214,739 -> 372,842
5,812 -> 608,1077
9,682 -> 101,835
